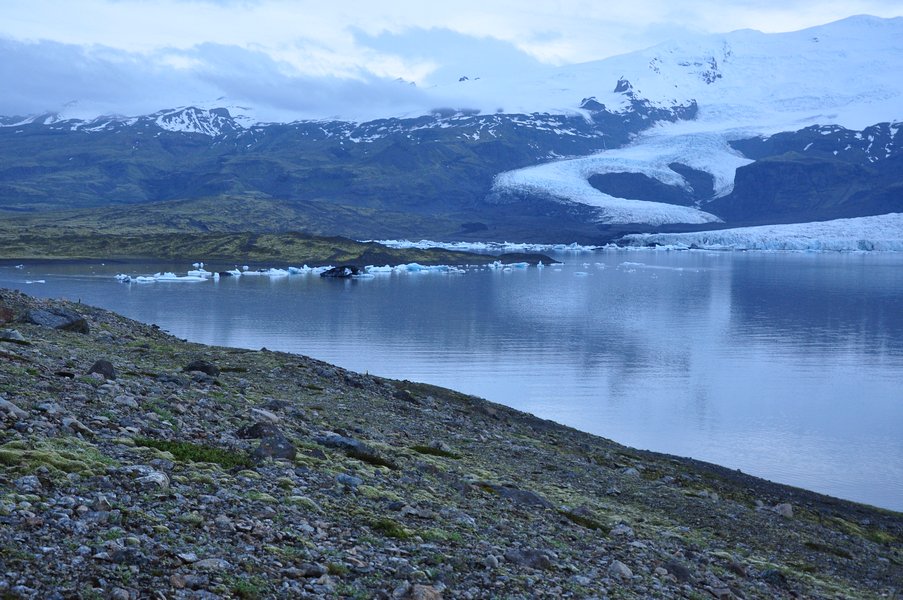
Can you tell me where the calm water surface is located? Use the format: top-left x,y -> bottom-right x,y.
2,250 -> 902,510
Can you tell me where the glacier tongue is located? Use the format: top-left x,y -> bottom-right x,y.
618,213 -> 903,251
492,131 -> 751,225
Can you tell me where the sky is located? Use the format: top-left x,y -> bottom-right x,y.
3,0 -> 903,121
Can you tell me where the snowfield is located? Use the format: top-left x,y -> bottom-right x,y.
618,213 -> 903,251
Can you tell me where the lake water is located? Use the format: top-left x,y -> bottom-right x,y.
2,250 -> 902,511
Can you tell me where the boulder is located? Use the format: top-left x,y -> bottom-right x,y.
23,308 -> 89,334
183,360 -> 220,377
0,329 -> 28,344
609,560 -> 633,579
0,397 -> 28,420
236,421 -> 283,440
503,548 -> 554,570
251,435 -> 297,463
87,359 -> 116,380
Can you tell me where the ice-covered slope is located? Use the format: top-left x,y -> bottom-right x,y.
619,213 -> 903,251
445,15 -> 903,131
489,15 -> 903,225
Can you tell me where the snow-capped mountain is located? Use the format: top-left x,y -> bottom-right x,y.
488,15 -> 903,225
0,15 -> 901,242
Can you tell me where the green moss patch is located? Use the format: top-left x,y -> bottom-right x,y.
133,438 -> 253,469
0,438 -> 114,474
369,517 -> 410,539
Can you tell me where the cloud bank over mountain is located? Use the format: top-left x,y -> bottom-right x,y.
3,0 -> 903,120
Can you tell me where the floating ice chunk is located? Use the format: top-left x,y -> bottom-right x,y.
14,264 -> 24,269
154,272 -> 207,282
365,265 -> 394,274
25,280 -> 46,284
574,271 -> 589,276
187,268 -> 213,278
288,265 -> 314,274
115,274 -> 132,283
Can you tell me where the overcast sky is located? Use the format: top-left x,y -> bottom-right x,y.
3,0 -> 903,120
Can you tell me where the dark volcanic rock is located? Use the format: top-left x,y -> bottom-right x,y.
23,308 -> 90,333
87,359 -> 116,380
183,359 -> 220,377
252,435 -> 297,463
236,421 -> 284,440
504,548 -> 554,570
320,265 -> 360,278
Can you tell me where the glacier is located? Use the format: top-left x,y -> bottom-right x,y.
489,16 -> 903,225
618,213 -> 903,251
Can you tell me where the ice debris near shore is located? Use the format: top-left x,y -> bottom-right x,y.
114,261 -> 515,283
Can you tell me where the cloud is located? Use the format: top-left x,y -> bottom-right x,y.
2,0 -> 902,119
0,38 -> 445,121
0,39 -> 214,117
352,27 -> 545,86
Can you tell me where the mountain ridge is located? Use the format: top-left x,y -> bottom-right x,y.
1,15 -> 901,241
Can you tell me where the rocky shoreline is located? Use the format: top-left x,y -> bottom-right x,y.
0,287 -> 900,599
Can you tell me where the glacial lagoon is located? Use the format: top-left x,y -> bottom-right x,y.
3,249 -> 902,510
